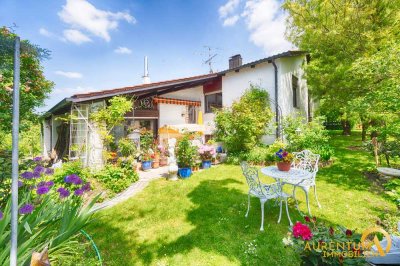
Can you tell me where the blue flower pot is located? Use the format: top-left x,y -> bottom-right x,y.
141,161 -> 152,171
202,160 -> 212,169
178,168 -> 192,178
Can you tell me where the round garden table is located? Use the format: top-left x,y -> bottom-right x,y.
260,166 -> 311,185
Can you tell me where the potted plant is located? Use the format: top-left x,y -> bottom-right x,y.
198,144 -> 216,169
158,141 -> 169,166
152,152 -> 160,168
176,134 -> 197,178
141,151 -> 153,171
275,149 -> 293,171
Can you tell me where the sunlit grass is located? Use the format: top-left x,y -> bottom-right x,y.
86,132 -> 396,265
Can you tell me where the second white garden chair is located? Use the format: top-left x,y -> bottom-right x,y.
285,150 -> 321,216
240,162 -> 292,231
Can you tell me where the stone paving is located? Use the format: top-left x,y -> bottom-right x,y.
92,166 -> 169,212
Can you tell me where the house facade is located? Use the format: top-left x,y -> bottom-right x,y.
42,50 -> 312,168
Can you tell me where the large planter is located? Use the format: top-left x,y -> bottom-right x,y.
202,160 -> 212,169
141,160 -> 152,171
178,167 -> 192,179
152,160 -> 160,169
277,162 -> 291,171
159,157 -> 168,166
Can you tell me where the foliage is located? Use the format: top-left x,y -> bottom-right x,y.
275,149 -> 293,163
91,96 -> 133,149
214,86 -> 273,153
94,164 -> 138,196
176,133 -> 197,168
282,116 -> 333,161
52,160 -> 90,186
198,144 -> 216,161
283,0 -> 400,136
228,141 -> 287,165
283,217 -> 365,266
139,128 -> 154,154
118,137 -> 138,158
0,158 -> 97,265
0,27 -> 53,131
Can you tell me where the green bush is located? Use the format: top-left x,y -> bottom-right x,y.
383,178 -> 400,209
214,85 -> 273,154
227,141 -> 287,165
53,160 -> 90,185
176,133 -> 197,168
118,137 -> 138,157
94,165 -> 139,195
282,116 -> 334,161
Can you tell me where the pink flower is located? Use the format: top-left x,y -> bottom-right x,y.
293,222 -> 313,241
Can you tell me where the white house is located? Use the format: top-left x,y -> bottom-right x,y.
43,50 -> 312,168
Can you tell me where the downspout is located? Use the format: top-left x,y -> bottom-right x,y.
271,59 -> 280,139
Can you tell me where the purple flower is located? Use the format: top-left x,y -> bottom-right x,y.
33,156 -> 42,162
64,174 -> 82,185
36,186 -> 50,195
82,182 -> 91,192
18,180 -> 23,188
21,171 -> 34,180
57,187 -> 70,198
34,165 -> 45,174
32,171 -> 41,178
46,181 -> 54,187
74,188 -> 84,196
19,204 -> 34,215
44,168 -> 54,175
0,210 -> 3,220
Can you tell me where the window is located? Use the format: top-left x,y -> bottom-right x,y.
188,105 -> 197,123
205,92 -> 222,113
292,75 -> 299,108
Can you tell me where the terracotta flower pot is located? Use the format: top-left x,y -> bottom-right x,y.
152,160 -> 160,169
277,162 -> 291,171
159,157 -> 168,166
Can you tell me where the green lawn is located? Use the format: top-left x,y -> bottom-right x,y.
86,132 -> 397,266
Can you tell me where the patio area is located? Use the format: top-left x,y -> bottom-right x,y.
84,132 -> 397,265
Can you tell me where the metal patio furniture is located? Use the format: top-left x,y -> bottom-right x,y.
287,150 -> 321,215
240,162 -> 292,231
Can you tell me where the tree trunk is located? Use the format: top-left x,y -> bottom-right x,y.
341,119 -> 351,136
361,121 -> 369,141
372,137 -> 379,167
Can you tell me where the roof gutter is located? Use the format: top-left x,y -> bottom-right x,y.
271,59 -> 280,139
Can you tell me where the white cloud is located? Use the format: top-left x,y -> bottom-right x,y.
114,46 -> 132,54
55,70 -> 83,79
241,0 -> 293,54
52,86 -> 93,95
39,27 -> 53,37
223,15 -> 240,27
58,0 -> 136,42
219,0 -> 240,18
62,29 -> 92,44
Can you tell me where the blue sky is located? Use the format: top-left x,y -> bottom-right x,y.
0,0 -> 293,111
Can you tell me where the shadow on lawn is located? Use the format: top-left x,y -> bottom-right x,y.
153,178 -> 301,265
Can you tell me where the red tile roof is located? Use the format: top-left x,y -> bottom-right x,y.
71,73 -> 217,100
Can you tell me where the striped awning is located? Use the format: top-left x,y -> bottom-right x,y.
153,97 -> 201,106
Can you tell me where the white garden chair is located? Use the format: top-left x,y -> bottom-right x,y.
240,162 -> 292,231
285,150 -> 321,216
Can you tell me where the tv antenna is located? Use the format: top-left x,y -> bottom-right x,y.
202,45 -> 218,73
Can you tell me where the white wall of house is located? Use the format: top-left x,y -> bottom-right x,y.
277,56 -> 308,118
42,119 -> 51,156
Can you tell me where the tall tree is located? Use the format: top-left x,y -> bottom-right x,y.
0,27 -> 54,132
283,0 -> 400,137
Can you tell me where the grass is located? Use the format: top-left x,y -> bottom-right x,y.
85,132 -> 397,266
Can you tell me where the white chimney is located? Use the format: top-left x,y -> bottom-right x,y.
142,56 -> 151,84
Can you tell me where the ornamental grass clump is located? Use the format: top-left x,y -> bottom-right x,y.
0,157 -> 99,265
283,216 -> 365,266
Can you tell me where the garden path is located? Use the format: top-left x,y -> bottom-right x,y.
92,166 -> 169,212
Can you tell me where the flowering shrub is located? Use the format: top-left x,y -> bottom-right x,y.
0,157 -> 98,265
198,145 -> 216,161
275,149 -> 294,163
283,216 -> 365,266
